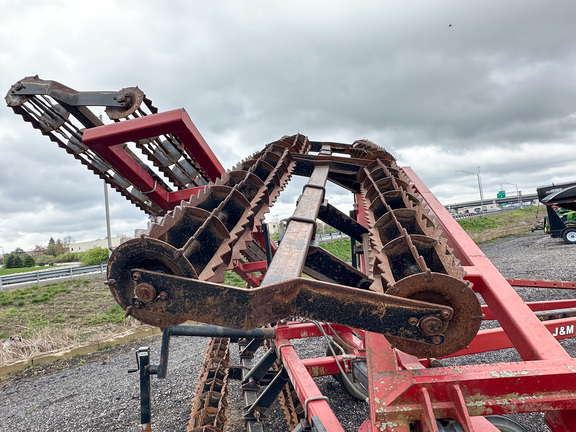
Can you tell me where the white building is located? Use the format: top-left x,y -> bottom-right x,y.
69,236 -> 132,252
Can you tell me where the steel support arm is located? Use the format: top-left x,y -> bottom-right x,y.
129,268 -> 453,344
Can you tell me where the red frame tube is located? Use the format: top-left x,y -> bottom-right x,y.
507,278 -> 576,289
277,334 -> 346,432
82,109 -> 225,211
399,167 -> 576,431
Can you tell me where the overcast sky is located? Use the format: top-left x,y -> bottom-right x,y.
1,0 -> 576,253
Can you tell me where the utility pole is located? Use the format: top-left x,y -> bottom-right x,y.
104,182 -> 112,256
455,167 -> 485,214
99,115 -> 113,257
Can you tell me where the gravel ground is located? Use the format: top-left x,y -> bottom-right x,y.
0,232 -> 574,432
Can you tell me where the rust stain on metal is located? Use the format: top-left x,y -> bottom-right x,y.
309,366 -> 327,377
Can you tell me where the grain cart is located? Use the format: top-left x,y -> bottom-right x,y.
7,76 -> 576,432
537,183 -> 576,244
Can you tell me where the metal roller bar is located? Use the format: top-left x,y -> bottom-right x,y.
350,141 -> 482,357
125,268 -> 453,343
261,162 -> 330,285
6,76 -> 215,216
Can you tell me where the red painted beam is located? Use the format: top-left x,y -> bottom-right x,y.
373,357 -> 576,421
402,167 -> 576,431
402,166 -> 569,362
507,278 -> 576,289
274,321 -> 362,344
277,335 -> 345,431
300,355 -> 352,377
83,108 -> 224,180
235,260 -> 268,273
81,109 -> 225,212
167,186 -> 206,206
442,316 -> 576,358
481,299 -> 576,321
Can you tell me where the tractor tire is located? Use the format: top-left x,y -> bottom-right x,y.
562,228 -> 576,244
413,416 -> 526,432
484,415 -> 527,432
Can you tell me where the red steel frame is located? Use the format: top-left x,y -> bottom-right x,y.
82,109 -> 226,212
262,166 -> 576,432
81,110 -> 279,264
405,166 -> 576,431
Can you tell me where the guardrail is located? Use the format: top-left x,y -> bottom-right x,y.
316,231 -> 349,243
452,213 -> 484,220
451,204 -> 537,220
0,263 -> 106,290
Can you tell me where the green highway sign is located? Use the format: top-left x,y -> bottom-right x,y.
497,190 -> 506,199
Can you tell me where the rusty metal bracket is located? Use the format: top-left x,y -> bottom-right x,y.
7,80 -> 128,108
317,202 -> 368,242
304,245 -> 372,289
127,268 -> 453,347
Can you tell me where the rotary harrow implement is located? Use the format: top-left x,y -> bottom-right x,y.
7,76 -> 576,432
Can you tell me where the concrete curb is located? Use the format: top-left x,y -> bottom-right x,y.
0,326 -> 161,377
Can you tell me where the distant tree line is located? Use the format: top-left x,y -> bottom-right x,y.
2,237 -> 111,269
3,248 -> 35,268
2,237 -> 73,269
33,237 -> 75,266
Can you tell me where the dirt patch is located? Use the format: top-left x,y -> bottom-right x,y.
467,214 -> 541,243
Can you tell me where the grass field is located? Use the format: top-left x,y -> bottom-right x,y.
0,279 -> 127,340
0,269 -> 253,366
0,266 -> 45,276
0,277 -> 134,365
320,239 -> 351,261
456,206 -> 542,233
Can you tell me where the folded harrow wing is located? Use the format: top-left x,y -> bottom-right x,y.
7,76 -> 576,432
